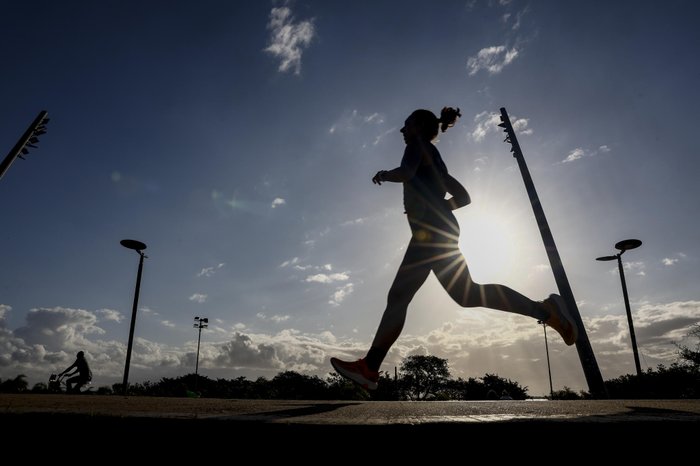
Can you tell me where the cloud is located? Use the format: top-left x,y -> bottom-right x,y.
467,45 -> 519,76
197,263 -> 225,278
2,301 -> 697,394
257,313 -> 291,324
662,253 -> 686,266
561,145 -> 611,164
0,304 -> 10,326
305,272 -> 350,283
14,307 -> 105,350
264,6 -> 315,75
472,111 -> 531,142
533,264 -> 550,272
271,197 -> 286,209
328,109 -> 386,135
329,283 -> 354,306
279,257 -> 300,268
97,309 -> 123,323
505,5 -> 529,31
340,218 -> 367,227
161,320 -> 176,328
623,261 -> 646,276
189,293 -> 208,303
214,332 -> 282,369
563,148 -> 585,163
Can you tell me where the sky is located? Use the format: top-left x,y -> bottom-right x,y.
1,0 -> 699,396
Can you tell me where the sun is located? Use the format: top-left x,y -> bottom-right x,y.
457,204 -> 520,284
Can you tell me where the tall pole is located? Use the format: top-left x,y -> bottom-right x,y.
617,255 -> 643,376
121,242 -> 147,396
539,321 -> 554,398
193,316 -> 208,393
195,325 -> 202,378
1,111 -> 50,180
499,107 -> 606,397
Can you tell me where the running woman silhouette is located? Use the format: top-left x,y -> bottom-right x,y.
331,107 -> 578,390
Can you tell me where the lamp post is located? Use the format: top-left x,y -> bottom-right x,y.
537,320 -> 554,398
193,316 -> 208,391
120,239 -> 147,395
596,238 -> 643,377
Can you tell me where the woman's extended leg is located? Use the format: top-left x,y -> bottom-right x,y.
432,243 -> 549,320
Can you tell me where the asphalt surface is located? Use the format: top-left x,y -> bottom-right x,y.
3,395 -> 697,457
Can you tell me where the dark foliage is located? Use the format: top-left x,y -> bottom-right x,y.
604,363 -> 700,399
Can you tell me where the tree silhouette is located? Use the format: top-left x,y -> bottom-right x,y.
270,371 -> 327,399
400,355 -> 450,400
0,374 -> 28,393
677,323 -> 700,367
326,372 -> 369,400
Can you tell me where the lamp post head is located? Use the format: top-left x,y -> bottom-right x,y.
596,255 -> 618,262
120,239 -> 147,252
194,316 -> 209,328
615,239 -> 642,252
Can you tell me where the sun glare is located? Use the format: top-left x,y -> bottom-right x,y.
458,205 -> 519,283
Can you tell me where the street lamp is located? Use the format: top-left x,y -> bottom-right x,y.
120,239 -> 147,395
537,320 -> 554,399
596,238 -> 643,377
193,316 -> 208,391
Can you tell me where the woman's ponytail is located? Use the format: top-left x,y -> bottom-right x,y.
438,107 -> 462,133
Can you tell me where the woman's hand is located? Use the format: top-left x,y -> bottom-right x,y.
372,170 -> 388,185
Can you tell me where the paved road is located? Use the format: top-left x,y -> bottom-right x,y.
3,395 -> 697,456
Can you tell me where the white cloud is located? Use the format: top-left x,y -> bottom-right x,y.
511,117 -> 532,135
533,264 -> 550,272
561,145 -> 611,164
279,257 -> 300,268
662,253 -> 686,266
472,111 -> 531,142
197,263 -> 225,278
623,261 -> 646,276
471,112 -> 501,142
161,320 -> 176,328
329,283 -> 354,306
264,6 -> 315,75
563,148 -> 585,163
305,272 -> 349,283
341,218 -> 367,227
257,313 -> 291,324
0,304 -> 10,325
467,45 -> 519,76
97,309 -> 123,323
271,197 -> 286,209
329,109 -> 386,135
189,293 -> 208,303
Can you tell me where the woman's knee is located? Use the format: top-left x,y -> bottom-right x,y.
449,282 -> 484,308
387,285 -> 416,307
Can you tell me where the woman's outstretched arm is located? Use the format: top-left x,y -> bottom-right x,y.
372,143 -> 423,185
